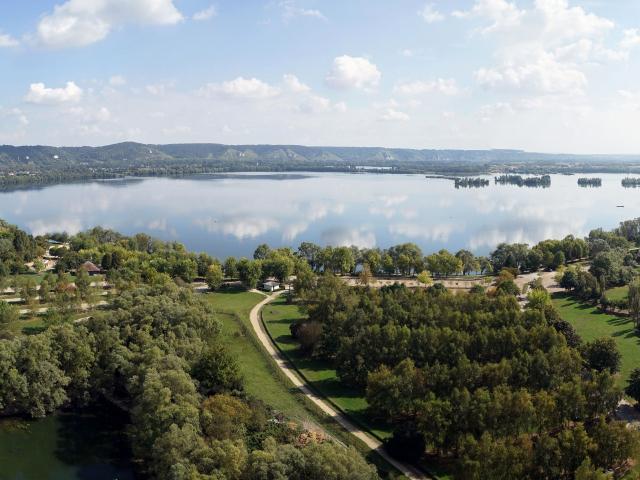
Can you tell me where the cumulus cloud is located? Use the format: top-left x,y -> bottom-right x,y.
201,77 -> 280,100
279,1 -> 326,22
25,81 -> 83,104
453,0 -> 525,34
394,78 -> 460,96
474,50 -> 587,94
621,29 -> 640,51
35,0 -> 184,48
0,31 -> 19,47
193,5 -> 217,21
325,55 -> 381,91
283,74 -> 311,93
419,4 -> 444,24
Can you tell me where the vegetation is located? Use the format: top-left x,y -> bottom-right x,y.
5,142 -> 640,189
578,178 -> 603,187
454,177 -> 489,188
622,178 -> 640,188
0,223 -> 381,480
494,174 -> 551,188
552,294 -> 640,387
285,274 -> 638,478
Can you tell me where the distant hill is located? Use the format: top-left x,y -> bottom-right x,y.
2,141 -> 640,169
2,142 -> 640,189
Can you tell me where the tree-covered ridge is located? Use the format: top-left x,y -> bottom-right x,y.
3,142 -> 640,188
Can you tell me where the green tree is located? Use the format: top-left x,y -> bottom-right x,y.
224,257 -> 238,279
628,278 -> 640,329
253,244 -> 271,260
206,263 -> 224,291
416,270 -> 433,287
192,344 -> 242,394
0,300 -> 19,330
456,249 -> 480,275
582,337 -> 621,374
625,368 -> 640,405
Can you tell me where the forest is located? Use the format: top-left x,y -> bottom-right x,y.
3,218 -> 640,478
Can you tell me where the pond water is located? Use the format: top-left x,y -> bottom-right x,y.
0,405 -> 135,480
1,173 -> 639,258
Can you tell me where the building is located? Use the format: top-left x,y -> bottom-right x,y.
79,261 -> 101,276
262,281 -> 280,292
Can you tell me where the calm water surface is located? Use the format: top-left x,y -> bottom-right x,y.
1,173 -> 639,258
0,405 -> 135,480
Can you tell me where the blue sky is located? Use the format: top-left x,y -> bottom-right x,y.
1,0 -> 640,153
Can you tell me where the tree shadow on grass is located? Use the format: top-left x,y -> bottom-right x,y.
22,326 -> 46,335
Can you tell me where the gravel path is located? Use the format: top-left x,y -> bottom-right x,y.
248,291 -> 430,480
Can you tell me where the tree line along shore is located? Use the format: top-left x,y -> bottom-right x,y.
3,218 -> 640,478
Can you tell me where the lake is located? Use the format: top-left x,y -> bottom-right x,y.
0,404 -> 135,480
1,173 -> 639,258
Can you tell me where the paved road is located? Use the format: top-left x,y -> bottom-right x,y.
248,291 -> 430,480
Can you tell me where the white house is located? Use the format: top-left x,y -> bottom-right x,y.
263,281 -> 280,292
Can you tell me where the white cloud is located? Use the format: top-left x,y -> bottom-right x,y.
535,0 -> 613,44
0,31 -> 19,47
475,50 -> 587,94
325,55 -> 381,90
621,29 -> 640,51
25,81 -> 83,104
193,5 -> 217,21
399,49 -> 415,57
394,78 -> 460,96
279,1 -> 326,22
419,3 -> 444,24
201,77 -> 280,100
453,0 -> 525,34
1,107 -> 29,126
109,75 -> 127,87
379,108 -> 410,122
283,74 -> 311,93
36,0 -> 184,48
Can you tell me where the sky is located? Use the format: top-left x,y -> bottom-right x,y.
1,0 -> 640,154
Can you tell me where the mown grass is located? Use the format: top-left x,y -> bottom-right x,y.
202,289 -> 316,422
552,293 -> 640,387
606,285 -> 629,302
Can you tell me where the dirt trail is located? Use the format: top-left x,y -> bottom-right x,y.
248,291 -> 430,480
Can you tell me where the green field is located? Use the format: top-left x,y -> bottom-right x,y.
552,293 -> 639,387
606,285 -> 629,302
202,289 -> 316,422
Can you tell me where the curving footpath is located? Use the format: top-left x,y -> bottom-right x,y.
249,291 -> 430,480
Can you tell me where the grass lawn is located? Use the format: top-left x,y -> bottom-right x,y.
261,296 -> 392,439
552,293 -> 640,387
201,289 -> 316,422
606,285 -> 629,302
